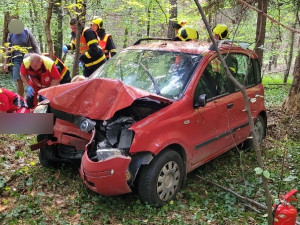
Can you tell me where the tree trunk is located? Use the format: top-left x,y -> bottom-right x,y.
72,0 -> 86,78
167,0 -> 177,38
31,0 -> 44,53
53,0 -> 63,59
147,2 -> 151,38
283,37 -> 300,115
2,12 -> 10,46
29,7 -> 35,34
283,0 -> 299,83
268,41 -> 274,71
45,0 -> 54,58
255,0 -> 269,68
123,26 -> 129,48
194,1 -> 274,224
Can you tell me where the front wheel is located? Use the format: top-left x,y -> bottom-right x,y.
37,134 -> 57,168
39,146 -> 57,168
137,150 -> 185,206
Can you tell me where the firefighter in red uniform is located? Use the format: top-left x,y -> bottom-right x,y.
0,88 -> 29,113
20,53 -> 61,108
43,53 -> 71,84
90,16 -> 117,59
62,18 -> 106,77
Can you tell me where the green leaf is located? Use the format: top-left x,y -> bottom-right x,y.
283,175 -> 297,182
263,170 -> 270,179
254,167 -> 263,175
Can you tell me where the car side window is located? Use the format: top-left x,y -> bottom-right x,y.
253,59 -> 261,84
194,57 -> 229,103
226,54 -> 258,91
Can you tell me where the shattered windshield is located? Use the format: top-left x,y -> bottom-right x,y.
91,49 -> 202,100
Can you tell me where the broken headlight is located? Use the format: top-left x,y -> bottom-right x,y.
79,118 -> 96,133
34,104 -> 48,113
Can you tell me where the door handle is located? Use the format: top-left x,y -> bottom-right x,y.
227,103 -> 234,109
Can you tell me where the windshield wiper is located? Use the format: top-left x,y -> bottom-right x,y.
138,62 -> 161,95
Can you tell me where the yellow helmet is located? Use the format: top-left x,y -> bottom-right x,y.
177,27 -> 199,41
212,24 -> 229,40
91,16 -> 103,29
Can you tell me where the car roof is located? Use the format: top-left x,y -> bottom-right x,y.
127,40 -> 254,56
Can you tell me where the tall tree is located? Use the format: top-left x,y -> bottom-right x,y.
71,0 -> 86,78
2,12 -> 10,46
254,0 -> 269,67
45,0 -> 54,57
31,0 -> 44,53
283,37 -> 300,115
53,0 -> 63,59
167,0 -> 177,38
283,0 -> 299,83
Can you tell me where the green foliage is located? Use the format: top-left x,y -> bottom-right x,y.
262,73 -> 292,107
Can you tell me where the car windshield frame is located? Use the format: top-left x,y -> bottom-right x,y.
90,49 -> 202,100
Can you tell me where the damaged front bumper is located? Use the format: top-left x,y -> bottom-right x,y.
79,148 -> 132,196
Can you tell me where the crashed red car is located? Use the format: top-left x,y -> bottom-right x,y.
34,40 -> 267,206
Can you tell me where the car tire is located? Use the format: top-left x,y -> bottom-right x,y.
37,135 -> 57,168
254,115 -> 267,144
240,115 -> 266,150
137,149 -> 185,206
39,147 -> 57,168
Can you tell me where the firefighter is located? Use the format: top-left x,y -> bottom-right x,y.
172,21 -> 198,41
20,53 -> 61,108
0,88 -> 29,113
90,16 -> 117,59
209,24 -> 229,51
62,18 -> 106,77
43,53 -> 71,84
212,24 -> 229,40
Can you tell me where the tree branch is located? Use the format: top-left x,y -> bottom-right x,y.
197,176 -> 267,210
193,1 -> 274,224
154,0 -> 168,23
236,0 -> 300,34
197,176 -> 300,225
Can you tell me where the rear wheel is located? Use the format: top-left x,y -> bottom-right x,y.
137,150 -> 185,206
254,115 -> 267,144
240,115 -> 266,150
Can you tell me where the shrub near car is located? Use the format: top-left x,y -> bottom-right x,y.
34,40 -> 267,206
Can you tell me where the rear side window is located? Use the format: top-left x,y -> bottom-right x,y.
194,53 -> 261,103
227,54 -> 261,89
253,59 -> 261,84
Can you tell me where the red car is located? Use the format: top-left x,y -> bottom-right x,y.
34,40 -> 267,206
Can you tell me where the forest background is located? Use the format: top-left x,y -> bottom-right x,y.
0,0 -> 300,224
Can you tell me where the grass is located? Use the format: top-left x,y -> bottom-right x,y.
262,73 -> 293,107
0,73 -> 299,224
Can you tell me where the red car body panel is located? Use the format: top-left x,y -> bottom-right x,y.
80,151 -> 132,196
39,79 -> 171,120
52,119 -> 92,150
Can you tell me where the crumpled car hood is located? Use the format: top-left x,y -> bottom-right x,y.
39,78 -> 172,120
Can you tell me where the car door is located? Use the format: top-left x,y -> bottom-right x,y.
225,53 -> 264,145
190,57 -> 236,165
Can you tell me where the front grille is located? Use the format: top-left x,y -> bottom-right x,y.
49,107 -> 81,127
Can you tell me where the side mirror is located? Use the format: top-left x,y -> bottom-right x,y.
193,94 -> 207,108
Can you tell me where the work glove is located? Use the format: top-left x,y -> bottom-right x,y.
27,86 -> 35,97
62,45 -> 68,54
79,61 -> 84,68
